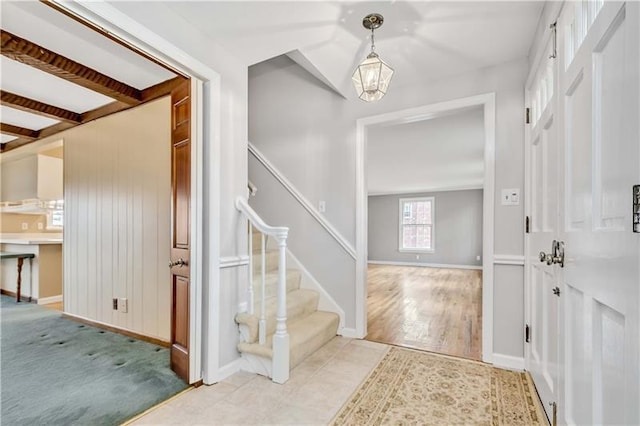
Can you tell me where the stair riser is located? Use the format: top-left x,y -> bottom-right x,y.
252,270 -> 300,299
252,251 -> 279,273
253,292 -> 319,339
237,311 -> 340,372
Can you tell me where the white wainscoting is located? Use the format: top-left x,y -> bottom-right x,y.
64,98 -> 171,341
493,254 -> 525,265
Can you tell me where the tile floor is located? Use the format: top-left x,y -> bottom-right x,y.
131,337 -> 388,425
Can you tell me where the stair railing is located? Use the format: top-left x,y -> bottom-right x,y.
235,196 -> 290,384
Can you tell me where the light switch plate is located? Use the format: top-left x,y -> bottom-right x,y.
318,201 -> 326,213
501,188 -> 520,206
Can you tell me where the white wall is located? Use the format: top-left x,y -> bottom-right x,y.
367,108 -> 485,195
249,55 -> 528,359
102,2 -> 251,376
62,97 -> 171,341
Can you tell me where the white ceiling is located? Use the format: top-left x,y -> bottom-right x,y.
367,107 -> 485,195
0,56 -> 114,113
1,105 -> 61,131
1,1 -> 543,144
155,1 -> 543,96
0,1 -> 176,90
0,1 -> 178,144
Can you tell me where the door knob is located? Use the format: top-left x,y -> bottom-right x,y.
169,258 -> 188,268
539,251 -> 553,265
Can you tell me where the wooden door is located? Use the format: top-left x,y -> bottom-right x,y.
558,2 -> 639,424
525,30 -> 560,423
170,80 -> 191,383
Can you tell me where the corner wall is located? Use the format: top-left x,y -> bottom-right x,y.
249,55 -> 528,360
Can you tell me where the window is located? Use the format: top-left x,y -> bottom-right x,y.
46,200 -> 64,230
399,197 -> 434,252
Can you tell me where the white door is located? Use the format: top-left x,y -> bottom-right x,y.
558,1 -> 640,424
525,29 -> 560,423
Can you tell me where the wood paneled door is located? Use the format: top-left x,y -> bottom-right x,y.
170,80 -> 191,383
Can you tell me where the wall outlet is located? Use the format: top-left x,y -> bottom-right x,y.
21,222 -> 28,230
119,298 -> 128,313
501,188 -> 520,206
476,255 -> 481,261
37,222 -> 44,230
416,254 -> 420,260
112,298 -> 118,310
318,201 -> 326,213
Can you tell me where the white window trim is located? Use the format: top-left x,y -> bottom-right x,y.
398,196 -> 435,253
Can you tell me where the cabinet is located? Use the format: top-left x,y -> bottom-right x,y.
1,155 -> 63,202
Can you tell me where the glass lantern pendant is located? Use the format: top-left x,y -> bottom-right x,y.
352,13 -> 394,102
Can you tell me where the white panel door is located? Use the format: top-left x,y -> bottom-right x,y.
558,2 -> 640,424
525,31 -> 560,424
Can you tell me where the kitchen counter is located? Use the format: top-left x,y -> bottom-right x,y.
0,233 -> 63,245
1,234 -> 63,303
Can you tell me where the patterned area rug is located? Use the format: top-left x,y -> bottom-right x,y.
332,346 -> 546,425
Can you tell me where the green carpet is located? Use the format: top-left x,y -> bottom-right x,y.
1,295 -> 188,425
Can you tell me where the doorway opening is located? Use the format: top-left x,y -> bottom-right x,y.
0,0 -> 214,392
355,93 -> 496,364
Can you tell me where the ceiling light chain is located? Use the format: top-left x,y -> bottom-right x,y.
352,13 -> 394,102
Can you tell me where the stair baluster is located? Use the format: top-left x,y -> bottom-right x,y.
258,234 -> 267,344
247,222 -> 254,315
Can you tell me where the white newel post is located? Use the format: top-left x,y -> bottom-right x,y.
271,231 -> 290,384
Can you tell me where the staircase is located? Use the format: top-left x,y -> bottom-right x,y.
235,198 -> 339,383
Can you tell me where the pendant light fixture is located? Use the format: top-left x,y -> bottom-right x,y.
352,13 -> 394,102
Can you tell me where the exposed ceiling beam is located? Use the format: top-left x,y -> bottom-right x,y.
1,137 -> 37,152
1,76 -> 187,153
0,123 -> 38,140
1,29 -> 142,105
141,77 -> 186,102
1,90 -> 82,123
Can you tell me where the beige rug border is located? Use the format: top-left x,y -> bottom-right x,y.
331,344 -> 549,425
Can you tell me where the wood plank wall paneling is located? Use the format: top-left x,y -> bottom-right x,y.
64,97 -> 171,340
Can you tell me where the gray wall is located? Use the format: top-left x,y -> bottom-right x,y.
368,189 -> 483,266
249,54 -> 527,359
249,153 -> 356,326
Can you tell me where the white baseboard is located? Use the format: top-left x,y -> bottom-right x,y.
338,327 -> 362,338
207,358 -> 243,384
492,353 -> 525,371
368,260 -> 482,270
37,295 -> 62,305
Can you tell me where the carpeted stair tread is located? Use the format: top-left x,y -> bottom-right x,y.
236,289 -> 319,343
237,310 -> 339,368
252,269 -> 301,299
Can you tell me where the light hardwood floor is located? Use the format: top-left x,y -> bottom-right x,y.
366,264 -> 482,360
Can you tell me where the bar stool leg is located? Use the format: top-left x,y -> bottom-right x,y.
16,257 -> 24,303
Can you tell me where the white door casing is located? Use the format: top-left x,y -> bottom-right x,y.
558,1 -> 639,424
524,25 -> 560,423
